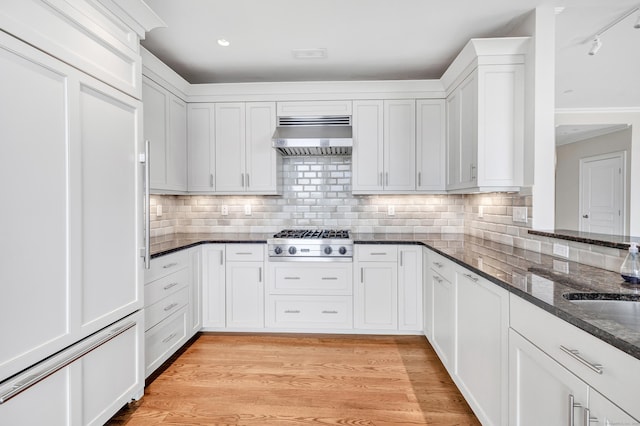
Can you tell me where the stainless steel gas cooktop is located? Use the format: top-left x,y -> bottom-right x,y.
267,229 -> 353,261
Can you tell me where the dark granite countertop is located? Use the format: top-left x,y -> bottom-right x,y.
150,232 -> 640,361
528,229 -> 639,250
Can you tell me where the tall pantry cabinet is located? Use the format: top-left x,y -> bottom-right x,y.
0,1 -> 163,424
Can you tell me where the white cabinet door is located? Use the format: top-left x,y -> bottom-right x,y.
398,246 -> 423,331
588,389 -> 639,426
187,103 -> 215,191
142,77 -> 168,190
422,249 -> 433,339
142,76 -> 187,192
416,99 -> 446,191
355,262 -> 398,330
384,99 -> 416,191
246,102 -> 278,193
447,72 -> 478,190
226,261 -> 264,328
456,269 -> 509,426
215,103 -> 246,192
188,247 -> 203,336
509,329 -> 589,426
167,96 -> 187,190
202,244 -> 226,328
352,100 -> 384,192
431,270 -> 455,369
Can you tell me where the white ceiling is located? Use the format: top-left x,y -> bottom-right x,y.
141,0 -> 640,109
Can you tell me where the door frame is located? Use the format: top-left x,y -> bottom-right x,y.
578,150 -> 626,235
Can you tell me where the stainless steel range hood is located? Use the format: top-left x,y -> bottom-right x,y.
272,116 -> 352,156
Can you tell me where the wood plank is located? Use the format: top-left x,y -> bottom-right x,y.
107,334 -> 480,425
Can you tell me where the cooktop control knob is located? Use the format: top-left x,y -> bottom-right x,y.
274,246 -> 283,255
324,246 -> 333,255
339,246 -> 347,255
288,246 -> 297,255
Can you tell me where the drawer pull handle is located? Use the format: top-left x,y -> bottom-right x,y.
163,282 -> 179,290
560,346 -> 603,374
162,262 -> 178,269
284,310 -> 300,314
568,394 -> 581,426
321,277 -> 338,280
370,252 -> 387,256
463,273 -> 478,282
433,275 -> 443,283
162,332 -> 177,344
163,302 -> 179,312
432,261 -> 443,268
322,310 -> 338,314
284,277 -> 301,280
235,252 -> 253,255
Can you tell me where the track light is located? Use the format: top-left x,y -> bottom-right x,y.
588,37 -> 602,56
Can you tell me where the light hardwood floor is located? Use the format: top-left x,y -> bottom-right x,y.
108,334 -> 480,425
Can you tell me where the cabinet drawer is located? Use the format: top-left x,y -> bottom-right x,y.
145,306 -> 188,377
145,267 -> 190,307
146,250 -> 189,283
225,244 -> 264,262
269,263 -> 352,295
145,287 -> 189,331
267,296 -> 353,329
510,294 -> 640,420
356,245 -> 398,262
428,250 -> 455,282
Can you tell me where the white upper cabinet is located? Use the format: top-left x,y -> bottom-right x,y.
142,76 -> 188,193
187,103 -> 215,191
416,100 -> 446,192
209,102 -> 279,194
443,38 -> 528,193
352,100 -> 384,192
352,100 -> 416,193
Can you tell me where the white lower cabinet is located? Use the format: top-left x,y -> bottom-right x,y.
355,246 -> 398,330
509,328 -> 589,426
202,244 -> 226,328
426,249 -> 509,426
422,248 -> 433,339
266,262 -> 353,330
455,267 -> 508,426
510,294 -> 640,423
143,250 -> 194,378
225,244 -> 265,329
398,246 -> 423,331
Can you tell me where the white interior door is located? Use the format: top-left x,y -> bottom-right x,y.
579,152 -> 625,235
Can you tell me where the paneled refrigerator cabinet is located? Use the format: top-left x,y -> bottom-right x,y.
0,1 -> 161,423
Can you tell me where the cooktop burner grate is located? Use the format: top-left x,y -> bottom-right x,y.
272,229 -> 350,239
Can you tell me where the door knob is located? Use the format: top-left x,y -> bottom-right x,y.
582,214 -> 589,218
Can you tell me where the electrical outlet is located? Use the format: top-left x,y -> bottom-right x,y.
244,204 -> 252,215
156,204 -> 162,217
387,205 -> 395,216
221,205 -> 229,216
478,206 -> 484,218
513,206 -> 527,223
553,243 -> 569,258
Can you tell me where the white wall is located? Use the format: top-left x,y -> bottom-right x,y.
556,110 -> 640,235
555,127 -> 631,231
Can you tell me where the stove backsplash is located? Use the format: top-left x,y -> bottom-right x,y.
150,156 -> 464,236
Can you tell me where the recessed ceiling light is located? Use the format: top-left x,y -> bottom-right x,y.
217,39 -> 230,47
